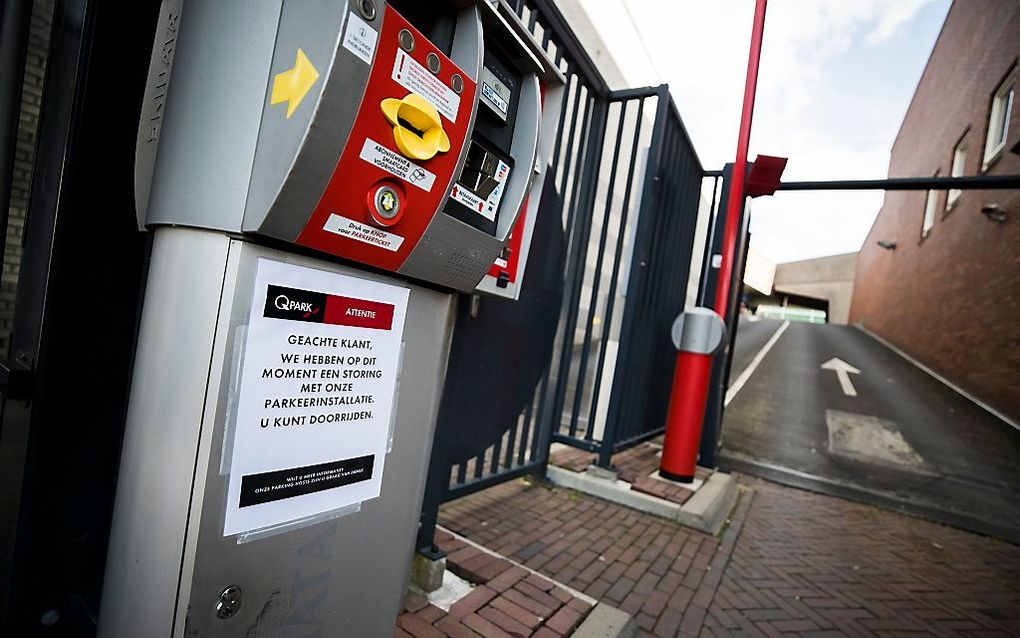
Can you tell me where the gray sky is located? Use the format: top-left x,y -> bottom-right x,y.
575,0 -> 952,263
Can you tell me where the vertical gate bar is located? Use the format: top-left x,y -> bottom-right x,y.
553,76 -> 584,195
657,119 -> 690,347
473,449 -> 486,479
616,105 -> 677,445
530,400 -> 544,461
657,115 -> 689,303
518,389 -> 534,459
504,414 -> 519,469
601,86 -> 670,455
456,460 -> 467,485
587,97 -> 646,461
697,175 -> 721,306
552,97 -> 609,442
523,372 -> 543,463
562,94 -> 595,235
538,85 -> 595,443
570,99 -> 629,441
651,116 -> 684,310
550,72 -> 574,188
490,426 -> 504,474
551,72 -> 578,187
618,118 -> 678,445
532,373 -> 555,464
538,91 -> 596,441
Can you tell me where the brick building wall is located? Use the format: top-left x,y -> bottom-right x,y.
1,0 -> 55,356
849,0 -> 1020,420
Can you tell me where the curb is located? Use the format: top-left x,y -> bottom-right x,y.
572,602 -> 638,638
546,465 -> 738,535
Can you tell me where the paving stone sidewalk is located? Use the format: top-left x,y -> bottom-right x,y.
396,529 -> 594,638
436,475 -> 1020,637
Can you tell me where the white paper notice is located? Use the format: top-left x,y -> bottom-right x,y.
223,259 -> 409,536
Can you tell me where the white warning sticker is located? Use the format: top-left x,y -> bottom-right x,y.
450,159 -> 511,222
342,12 -> 378,65
391,49 -> 460,122
359,138 -> 436,192
324,214 -> 404,251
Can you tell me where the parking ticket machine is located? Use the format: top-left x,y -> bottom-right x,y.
99,1 -> 563,636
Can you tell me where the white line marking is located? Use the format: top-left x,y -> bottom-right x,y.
820,357 -> 861,397
725,320 -> 790,407
437,525 -> 597,605
856,325 -> 1019,433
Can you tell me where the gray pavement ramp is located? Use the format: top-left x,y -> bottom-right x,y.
718,320 -> 1020,543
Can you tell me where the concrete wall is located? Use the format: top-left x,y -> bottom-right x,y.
773,253 -> 858,324
849,0 -> 1020,420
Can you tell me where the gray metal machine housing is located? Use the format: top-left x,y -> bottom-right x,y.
134,0 -> 558,293
102,1 -> 560,636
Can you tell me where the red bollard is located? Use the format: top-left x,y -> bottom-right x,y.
659,308 -> 726,482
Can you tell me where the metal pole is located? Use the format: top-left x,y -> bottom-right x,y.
695,174 -> 721,306
777,174 -> 1020,191
713,0 -> 766,315
659,0 -> 767,482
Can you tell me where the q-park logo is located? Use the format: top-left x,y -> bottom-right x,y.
264,284 -> 327,323
275,294 -> 319,317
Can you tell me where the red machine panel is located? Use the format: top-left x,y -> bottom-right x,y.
297,7 -> 476,271
487,195 -> 528,283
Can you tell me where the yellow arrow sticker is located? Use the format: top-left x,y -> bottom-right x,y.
271,48 -> 319,119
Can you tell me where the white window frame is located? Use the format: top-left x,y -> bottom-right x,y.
983,68 -> 1015,168
947,139 -> 966,210
921,184 -> 938,239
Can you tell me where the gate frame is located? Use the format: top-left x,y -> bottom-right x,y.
416,0 -> 707,554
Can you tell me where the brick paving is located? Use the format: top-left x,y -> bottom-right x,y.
396,528 -> 593,637
436,475 -> 1020,637
551,442 -> 711,506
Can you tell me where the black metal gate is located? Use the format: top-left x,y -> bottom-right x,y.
417,0 -> 705,552
551,88 -> 704,466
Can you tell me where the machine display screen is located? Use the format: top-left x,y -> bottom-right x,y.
442,48 -> 522,236
480,65 -> 513,123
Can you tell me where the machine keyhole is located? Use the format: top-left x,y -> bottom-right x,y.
216,586 -> 243,619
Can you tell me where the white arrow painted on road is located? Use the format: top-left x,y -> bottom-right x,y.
821,357 -> 861,397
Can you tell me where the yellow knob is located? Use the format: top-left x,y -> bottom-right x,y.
380,94 -> 451,161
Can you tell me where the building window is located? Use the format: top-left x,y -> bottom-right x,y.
921,185 -> 938,238
947,140 -> 966,210
983,68 -> 1015,167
